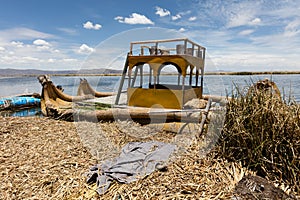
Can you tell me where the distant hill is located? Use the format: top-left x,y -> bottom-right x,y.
1,68 -> 299,77
0,68 -> 123,76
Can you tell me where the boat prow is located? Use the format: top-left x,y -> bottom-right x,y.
37,75 -> 95,117
77,78 -> 114,97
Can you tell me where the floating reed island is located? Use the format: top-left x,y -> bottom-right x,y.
1,38 -> 299,199
0,78 -> 299,199
1,82 -> 299,199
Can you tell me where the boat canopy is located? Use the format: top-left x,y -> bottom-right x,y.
115,38 -> 206,109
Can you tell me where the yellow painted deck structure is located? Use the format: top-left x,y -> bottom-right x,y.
115,38 -> 206,109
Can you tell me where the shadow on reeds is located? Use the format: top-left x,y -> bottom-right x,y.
215,83 -> 300,193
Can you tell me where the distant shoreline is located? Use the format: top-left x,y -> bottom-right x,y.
1,71 -> 300,77
204,71 -> 300,75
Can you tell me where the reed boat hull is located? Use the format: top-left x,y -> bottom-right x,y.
37,75 -> 210,124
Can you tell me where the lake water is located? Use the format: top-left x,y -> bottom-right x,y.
0,74 -> 300,116
0,74 -> 299,117
1,74 -> 299,102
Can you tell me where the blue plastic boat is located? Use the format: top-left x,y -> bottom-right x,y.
0,96 -> 41,110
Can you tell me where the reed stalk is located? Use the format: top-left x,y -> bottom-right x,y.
217,84 -> 300,192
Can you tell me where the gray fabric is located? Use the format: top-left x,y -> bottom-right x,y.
86,141 -> 176,194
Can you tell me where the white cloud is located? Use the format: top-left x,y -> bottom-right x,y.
1,1 -> 299,72
48,58 -> 55,63
0,29 -> 82,70
115,13 -> 154,25
266,1 -> 300,20
155,6 -> 170,17
179,27 -> 186,32
83,21 -> 102,30
0,30 -> 78,69
33,39 -> 51,46
36,45 -> 51,51
0,46 -> 5,51
32,39 -> 59,52
22,56 -> 39,61
78,44 -> 94,54
189,16 -> 197,21
284,18 -> 300,37
63,58 -> 78,62
172,14 -> 182,21
0,28 -> 54,42
11,41 -> 24,48
209,52 -> 300,71
57,28 -> 77,35
227,12 -> 255,28
114,16 -> 123,21
183,23 -> 300,71
249,18 -> 261,25
239,29 -> 254,36
187,0 -> 261,28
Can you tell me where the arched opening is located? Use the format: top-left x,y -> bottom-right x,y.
157,64 -> 181,87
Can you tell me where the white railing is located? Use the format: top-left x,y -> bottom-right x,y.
129,38 -> 206,59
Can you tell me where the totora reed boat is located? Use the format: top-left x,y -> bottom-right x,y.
37,38 -> 227,134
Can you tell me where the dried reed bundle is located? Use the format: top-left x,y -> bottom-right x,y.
217,85 -> 300,195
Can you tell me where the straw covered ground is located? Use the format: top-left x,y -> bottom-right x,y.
1,115 -> 297,199
1,85 -> 299,199
0,116 -> 242,199
0,117 -> 96,199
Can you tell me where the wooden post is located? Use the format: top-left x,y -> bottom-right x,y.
155,42 -> 158,55
128,68 -> 132,89
140,66 -> 143,87
149,67 -> 152,86
181,75 -> 185,109
200,68 -> 204,96
197,98 -> 212,138
189,66 -> 193,86
198,48 -> 202,58
177,74 -> 181,85
130,43 -> 133,55
184,39 -> 187,54
131,66 -> 139,87
191,44 -> 194,56
195,69 -> 199,87
115,54 -> 129,105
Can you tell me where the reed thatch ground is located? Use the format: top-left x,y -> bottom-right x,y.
1,85 -> 299,199
1,116 -> 241,199
0,117 -> 97,199
1,116 -> 298,199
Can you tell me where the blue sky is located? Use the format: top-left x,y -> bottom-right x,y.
0,0 -> 299,72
